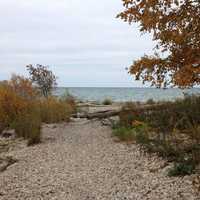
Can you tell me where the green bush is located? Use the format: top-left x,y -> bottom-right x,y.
168,161 -> 195,177
146,98 -> 155,104
113,122 -> 149,142
113,127 -> 136,141
102,98 -> 113,105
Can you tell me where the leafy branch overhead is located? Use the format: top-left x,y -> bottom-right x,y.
26,64 -> 57,98
117,0 -> 200,88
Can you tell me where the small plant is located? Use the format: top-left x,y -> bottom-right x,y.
135,131 -> 150,146
113,122 -> 149,142
113,127 -> 135,141
146,98 -> 155,105
168,161 -> 195,177
60,90 -> 77,113
102,98 -> 113,105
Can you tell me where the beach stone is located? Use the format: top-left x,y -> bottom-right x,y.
1,129 -> 15,138
101,118 -> 112,126
0,120 -> 199,199
101,116 -> 120,127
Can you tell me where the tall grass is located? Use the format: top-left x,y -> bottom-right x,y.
39,97 -> 76,123
13,103 -> 41,146
115,94 -> 200,176
0,75 -> 76,146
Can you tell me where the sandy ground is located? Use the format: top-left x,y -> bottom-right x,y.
0,119 -> 199,200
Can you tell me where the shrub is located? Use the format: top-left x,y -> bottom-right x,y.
39,97 -> 75,123
0,80 -> 41,145
135,130 -> 150,146
146,98 -> 155,105
0,83 -> 27,132
0,74 -> 76,146
9,74 -> 38,99
119,102 -> 145,127
113,127 -> 135,141
168,161 -> 195,177
60,90 -> 77,113
13,104 -> 41,146
26,64 -> 57,98
117,94 -> 200,176
102,98 -> 113,105
113,122 -> 149,142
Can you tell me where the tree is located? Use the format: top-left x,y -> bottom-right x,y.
117,0 -> 200,88
26,64 -> 57,97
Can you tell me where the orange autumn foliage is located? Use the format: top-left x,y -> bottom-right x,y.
0,74 -> 76,145
117,0 -> 200,88
0,75 -> 36,130
9,74 -> 38,99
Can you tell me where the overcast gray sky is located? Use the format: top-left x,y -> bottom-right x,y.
0,0 -> 155,87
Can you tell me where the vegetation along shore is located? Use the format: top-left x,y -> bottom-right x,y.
1,0 -> 200,198
0,65 -> 199,199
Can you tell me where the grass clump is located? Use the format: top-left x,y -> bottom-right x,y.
116,94 -> 200,176
112,121 -> 149,143
0,74 -> 76,146
113,127 -> 135,141
102,98 -> 113,105
146,98 -> 155,105
168,161 -> 195,177
0,77 -> 41,145
39,97 -> 76,124
13,105 -> 41,146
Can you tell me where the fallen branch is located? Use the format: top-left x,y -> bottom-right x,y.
72,110 -> 121,119
86,110 -> 120,119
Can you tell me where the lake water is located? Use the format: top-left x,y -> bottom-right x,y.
54,87 -> 200,102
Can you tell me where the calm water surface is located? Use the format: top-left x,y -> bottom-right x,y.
54,87 -> 200,102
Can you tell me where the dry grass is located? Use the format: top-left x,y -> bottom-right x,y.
39,97 -> 76,124
117,95 -> 200,176
0,75 -> 76,146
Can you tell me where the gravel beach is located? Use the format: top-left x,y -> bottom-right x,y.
0,118 -> 199,200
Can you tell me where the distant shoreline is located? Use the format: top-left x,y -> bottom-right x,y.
53,87 -> 200,103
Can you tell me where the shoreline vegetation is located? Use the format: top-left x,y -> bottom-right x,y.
76,95 -> 200,177
0,67 -> 200,198
0,66 -> 77,146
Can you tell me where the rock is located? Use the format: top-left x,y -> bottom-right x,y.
192,175 -> 200,193
109,116 -> 120,125
101,116 -> 120,127
0,141 -> 9,153
1,129 -> 15,138
101,119 -> 112,126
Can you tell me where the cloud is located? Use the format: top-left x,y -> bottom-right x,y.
0,0 -> 155,87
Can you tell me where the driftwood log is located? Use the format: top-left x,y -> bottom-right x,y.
72,103 -> 167,120
72,110 -> 121,119
86,110 -> 120,119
